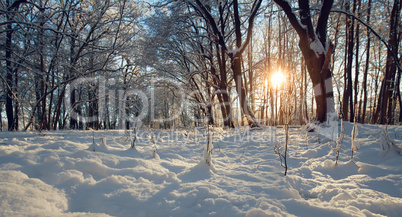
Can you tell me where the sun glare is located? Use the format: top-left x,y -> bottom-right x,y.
270,70 -> 286,88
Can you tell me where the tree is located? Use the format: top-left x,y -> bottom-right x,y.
0,0 -> 145,131
358,0 -> 372,124
192,0 -> 263,127
374,0 -> 401,124
342,0 -> 356,122
273,0 -> 335,123
147,1 -> 238,127
4,0 -> 16,131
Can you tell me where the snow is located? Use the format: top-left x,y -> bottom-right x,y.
309,38 -> 325,57
0,123 -> 401,217
351,122 -> 359,152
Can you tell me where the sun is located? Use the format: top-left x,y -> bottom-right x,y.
270,70 -> 286,88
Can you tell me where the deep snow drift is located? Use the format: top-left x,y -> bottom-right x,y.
0,122 -> 401,217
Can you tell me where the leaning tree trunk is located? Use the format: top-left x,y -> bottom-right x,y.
228,0 -> 261,127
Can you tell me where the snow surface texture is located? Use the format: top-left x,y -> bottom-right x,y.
0,123 -> 401,217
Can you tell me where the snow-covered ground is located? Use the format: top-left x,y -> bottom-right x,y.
0,122 -> 401,217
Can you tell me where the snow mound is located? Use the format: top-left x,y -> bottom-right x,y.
0,170 -> 68,216
88,138 -> 109,152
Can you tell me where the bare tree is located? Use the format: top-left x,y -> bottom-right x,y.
274,0 -> 335,123
191,0 -> 263,127
358,0 -> 372,124
0,0 -> 144,131
374,0 -> 402,124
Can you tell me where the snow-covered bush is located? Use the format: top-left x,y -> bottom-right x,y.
88,137 -> 109,152
379,126 -> 401,156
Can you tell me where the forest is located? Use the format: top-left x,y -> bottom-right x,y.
1,1 -> 402,216
1,0 -> 401,131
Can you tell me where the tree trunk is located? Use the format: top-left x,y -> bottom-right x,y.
266,13 -> 272,125
47,72 -> 55,129
217,44 -> 234,128
353,0 -> 361,122
0,101 -> 2,131
231,0 -> 261,127
371,51 -> 381,123
53,86 -> 66,130
70,88 -> 77,129
360,0 -> 372,124
213,4 -> 234,128
248,35 -> 255,113
14,68 -> 19,131
232,54 -> 257,127
206,68 -> 214,126
300,59 -> 306,124
342,1 -> 355,121
5,0 -> 15,131
38,0 -> 48,131
396,68 -> 402,123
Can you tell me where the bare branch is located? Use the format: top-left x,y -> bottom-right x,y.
239,0 -> 263,55
192,0 -> 227,51
273,0 -> 306,37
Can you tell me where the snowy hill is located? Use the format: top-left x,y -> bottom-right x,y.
0,123 -> 401,217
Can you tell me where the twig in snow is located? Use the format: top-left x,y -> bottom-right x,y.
335,114 -> 344,165
274,124 -> 289,176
